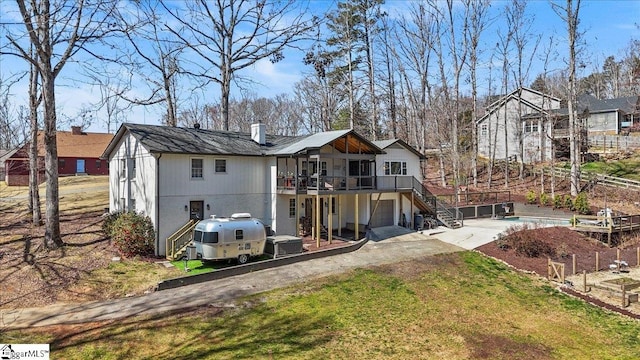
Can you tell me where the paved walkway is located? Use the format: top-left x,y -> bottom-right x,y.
0,203 -> 576,330
1,230 -> 463,329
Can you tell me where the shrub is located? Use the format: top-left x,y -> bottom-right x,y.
110,212 -> 155,258
102,210 -> 125,236
569,215 -> 580,226
525,190 -> 537,204
513,237 -> 556,258
553,195 -> 563,209
573,192 -> 591,214
563,194 -> 574,211
539,192 -> 549,206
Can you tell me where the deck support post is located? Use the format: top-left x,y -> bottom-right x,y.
316,194 -> 321,248
355,193 -> 359,241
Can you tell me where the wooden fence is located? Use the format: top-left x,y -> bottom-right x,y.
544,167 -> 640,191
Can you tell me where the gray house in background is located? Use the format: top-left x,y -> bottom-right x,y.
476,87 -> 561,164
572,94 -> 640,135
477,88 -> 640,165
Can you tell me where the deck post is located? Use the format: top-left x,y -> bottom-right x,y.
316,194 -> 321,248
328,195 -> 333,244
595,252 -> 599,272
355,193 -> 359,241
572,254 -> 576,275
338,195 -> 342,237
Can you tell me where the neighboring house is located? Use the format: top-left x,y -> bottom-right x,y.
5,126 -> 114,186
477,87 -> 640,164
564,94 -> 640,135
102,123 -> 432,257
476,87 -> 561,164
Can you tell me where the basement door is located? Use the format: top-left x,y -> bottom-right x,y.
190,201 -> 204,221
369,200 -> 394,228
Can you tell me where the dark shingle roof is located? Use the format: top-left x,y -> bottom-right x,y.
103,123 -> 304,157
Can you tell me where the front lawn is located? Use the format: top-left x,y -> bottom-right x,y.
6,252 -> 640,359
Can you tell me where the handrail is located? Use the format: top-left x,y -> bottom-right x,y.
165,219 -> 198,260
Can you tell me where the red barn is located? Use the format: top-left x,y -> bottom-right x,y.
4,126 -> 114,186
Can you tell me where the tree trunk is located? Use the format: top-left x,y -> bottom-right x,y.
28,60 -> 42,226
42,69 -> 62,248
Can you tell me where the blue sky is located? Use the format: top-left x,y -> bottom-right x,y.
1,0 -> 639,134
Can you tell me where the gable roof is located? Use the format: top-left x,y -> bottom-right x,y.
103,123 -> 386,159
103,123 -> 302,158
476,88 -> 555,125
485,87 -> 561,112
373,139 -> 426,159
272,129 -> 384,156
8,130 -> 113,160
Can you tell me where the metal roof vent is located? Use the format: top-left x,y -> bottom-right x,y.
194,123 -> 201,129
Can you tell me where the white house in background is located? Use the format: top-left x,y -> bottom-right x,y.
101,123 -> 433,257
476,87 -> 561,164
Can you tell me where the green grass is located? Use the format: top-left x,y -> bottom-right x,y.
581,159 -> 640,181
5,252 -> 640,359
171,255 -> 274,275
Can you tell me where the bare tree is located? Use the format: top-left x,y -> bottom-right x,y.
28,48 -> 42,225
464,0 -> 491,188
4,0 -> 121,248
507,0 -> 541,179
162,0 -> 317,131
552,0 -> 582,196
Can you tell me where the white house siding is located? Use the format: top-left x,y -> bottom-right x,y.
375,144 -> 422,179
108,133 -> 157,220
155,154 -> 274,255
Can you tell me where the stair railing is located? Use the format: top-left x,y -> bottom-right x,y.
165,219 -> 198,260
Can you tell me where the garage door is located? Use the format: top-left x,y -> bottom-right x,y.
370,200 -> 394,228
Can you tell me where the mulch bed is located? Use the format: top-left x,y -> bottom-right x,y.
475,226 -> 640,320
476,227 -> 640,277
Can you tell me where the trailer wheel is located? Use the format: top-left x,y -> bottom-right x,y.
237,254 -> 249,264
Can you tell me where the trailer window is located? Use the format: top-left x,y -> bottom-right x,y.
203,232 -> 219,244
193,230 -> 203,242
235,229 -> 244,240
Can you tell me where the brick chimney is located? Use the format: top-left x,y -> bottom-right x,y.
71,126 -> 82,135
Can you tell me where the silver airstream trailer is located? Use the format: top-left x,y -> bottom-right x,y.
192,213 -> 267,264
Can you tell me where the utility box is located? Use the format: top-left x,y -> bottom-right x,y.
185,245 -> 197,260
265,235 -> 303,258
414,214 -> 424,231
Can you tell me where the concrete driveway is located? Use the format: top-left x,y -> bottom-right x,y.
1,229 -> 463,329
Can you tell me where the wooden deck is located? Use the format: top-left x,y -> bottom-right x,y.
571,214 -> 640,245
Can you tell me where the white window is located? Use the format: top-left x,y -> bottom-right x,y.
481,123 -> 488,135
289,198 -> 296,218
524,120 -> 539,133
120,159 -> 126,178
130,198 -> 136,212
191,158 -> 203,179
214,159 -> 227,173
130,158 -> 136,179
384,161 -> 407,175
119,197 -> 125,210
